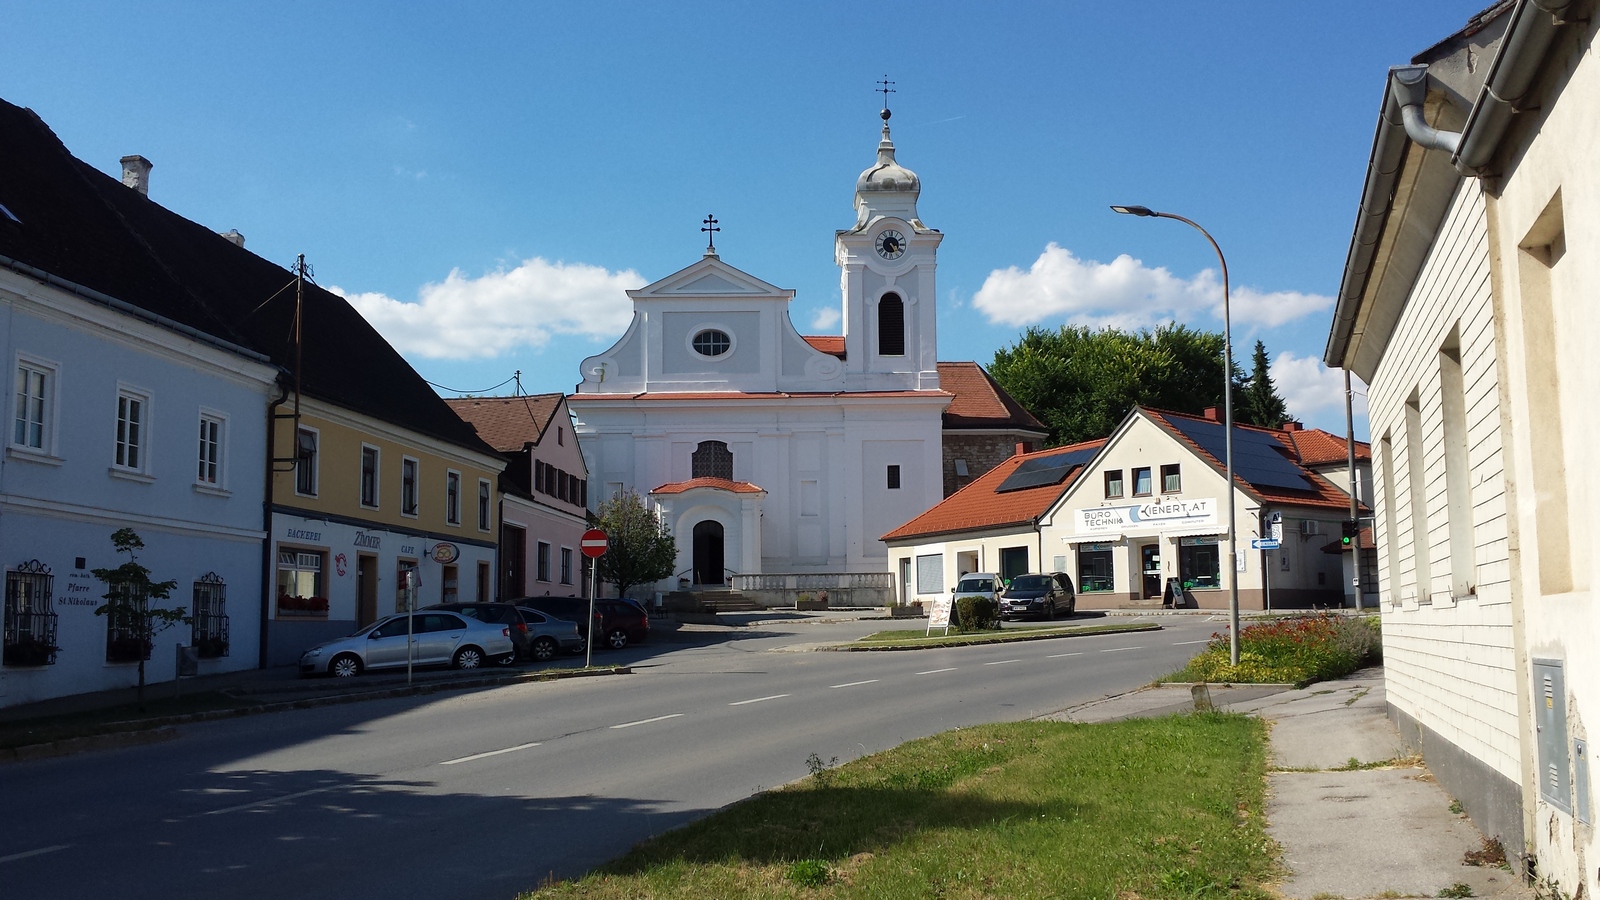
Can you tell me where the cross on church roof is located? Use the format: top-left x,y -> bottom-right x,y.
877,76 -> 895,121
701,213 -> 720,254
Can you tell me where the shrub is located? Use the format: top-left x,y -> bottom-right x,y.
954,595 -> 1000,632
785,859 -> 832,887
1178,614 -> 1381,685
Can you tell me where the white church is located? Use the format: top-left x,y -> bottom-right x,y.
568,106 -> 1042,605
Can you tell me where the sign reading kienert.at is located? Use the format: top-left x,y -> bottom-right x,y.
1075,498 -> 1218,535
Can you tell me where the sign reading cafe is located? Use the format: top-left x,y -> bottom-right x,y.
1075,498 -> 1218,535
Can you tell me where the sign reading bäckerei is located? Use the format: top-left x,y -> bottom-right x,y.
1075,498 -> 1218,534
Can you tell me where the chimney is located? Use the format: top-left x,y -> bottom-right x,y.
1202,407 -> 1220,422
1281,421 -> 1303,432
1015,441 -> 1032,456
218,229 -> 246,248
120,155 -> 152,196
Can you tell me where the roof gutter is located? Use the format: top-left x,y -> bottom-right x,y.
1324,0 -> 1576,368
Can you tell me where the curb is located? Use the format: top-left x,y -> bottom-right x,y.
0,665 -> 629,765
829,623 -> 1163,651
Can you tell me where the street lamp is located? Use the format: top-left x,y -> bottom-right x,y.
1110,205 -> 1240,666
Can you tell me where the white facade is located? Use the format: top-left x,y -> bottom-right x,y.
1,266 -> 277,706
570,114 -> 949,588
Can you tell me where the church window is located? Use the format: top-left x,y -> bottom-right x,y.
692,441 -> 733,480
692,329 -> 732,358
887,464 -> 901,489
878,293 -> 905,356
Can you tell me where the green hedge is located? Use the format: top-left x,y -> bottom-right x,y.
1176,614 -> 1381,685
954,595 -> 1000,632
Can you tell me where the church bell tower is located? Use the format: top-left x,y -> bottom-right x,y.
835,85 -> 942,392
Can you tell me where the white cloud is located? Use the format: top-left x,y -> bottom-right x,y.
809,306 -> 841,331
333,257 -> 644,360
1271,351 -> 1367,423
971,243 -> 1332,330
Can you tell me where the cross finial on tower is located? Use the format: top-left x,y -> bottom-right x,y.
877,76 -> 896,121
701,213 -> 720,255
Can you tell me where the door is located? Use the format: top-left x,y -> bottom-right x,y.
417,613 -> 466,663
693,520 -> 724,586
899,557 -> 912,604
357,555 -> 379,627
365,616 -> 415,669
1141,544 -> 1162,599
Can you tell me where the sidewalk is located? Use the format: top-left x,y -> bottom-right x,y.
1051,669 -> 1531,899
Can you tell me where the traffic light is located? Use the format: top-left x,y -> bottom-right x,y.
1341,519 -> 1359,546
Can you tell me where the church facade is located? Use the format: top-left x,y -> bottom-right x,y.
568,111 -> 955,596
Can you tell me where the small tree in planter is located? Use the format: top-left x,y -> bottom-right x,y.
93,528 -> 185,710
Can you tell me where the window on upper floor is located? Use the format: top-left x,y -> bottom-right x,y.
1104,470 -> 1124,499
1132,466 -> 1153,497
401,457 -> 419,516
197,413 -> 225,487
114,388 -> 152,476
692,329 -> 732,358
13,359 -> 56,455
446,470 -> 461,526
887,464 -> 901,490
294,427 -> 317,495
477,479 -> 492,531
360,445 -> 380,508
1161,464 -> 1181,494
878,293 -> 905,356
692,441 -> 733,480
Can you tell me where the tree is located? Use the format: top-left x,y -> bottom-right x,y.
989,324 -> 1238,446
93,528 -> 186,710
1239,339 -> 1290,428
592,490 -> 677,600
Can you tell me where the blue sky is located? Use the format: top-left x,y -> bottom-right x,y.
7,2 -> 1488,436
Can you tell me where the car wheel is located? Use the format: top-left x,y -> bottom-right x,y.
497,650 -> 517,666
606,628 -> 629,650
1046,600 -> 1056,620
329,653 -> 362,678
531,636 -> 558,662
453,645 -> 484,670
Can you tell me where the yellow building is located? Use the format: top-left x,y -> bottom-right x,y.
268,394 -> 505,665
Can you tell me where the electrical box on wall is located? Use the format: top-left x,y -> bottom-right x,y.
1533,659 -> 1571,813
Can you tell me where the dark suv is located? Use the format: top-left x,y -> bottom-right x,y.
997,573 -> 1076,621
517,596 -> 650,649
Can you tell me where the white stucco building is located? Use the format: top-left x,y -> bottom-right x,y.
569,110 -> 951,599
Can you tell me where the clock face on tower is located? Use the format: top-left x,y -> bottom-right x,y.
875,229 -> 906,260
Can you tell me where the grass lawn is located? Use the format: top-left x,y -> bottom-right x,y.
845,621 -> 1161,650
520,714 -> 1275,899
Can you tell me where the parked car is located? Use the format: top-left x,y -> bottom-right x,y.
998,573 -> 1076,621
513,607 -> 586,660
426,602 -> 534,663
298,611 -> 515,677
517,596 -> 650,650
951,572 -> 1002,602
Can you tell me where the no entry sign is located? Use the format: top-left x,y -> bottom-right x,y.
580,529 -> 608,558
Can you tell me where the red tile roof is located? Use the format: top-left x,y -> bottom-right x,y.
936,361 -> 1047,432
1284,426 -> 1371,465
571,390 -> 951,401
651,478 -> 766,495
1143,408 -> 1367,512
882,439 -> 1106,542
445,394 -> 565,453
803,335 -> 845,358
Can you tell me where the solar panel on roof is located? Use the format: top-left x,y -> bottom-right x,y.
995,446 -> 1099,493
1163,416 -> 1319,493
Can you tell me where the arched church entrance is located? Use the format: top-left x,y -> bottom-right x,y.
692,520 -> 725,586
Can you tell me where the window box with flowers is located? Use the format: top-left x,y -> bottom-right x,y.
275,593 -> 330,618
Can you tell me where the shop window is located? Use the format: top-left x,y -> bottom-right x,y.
1132,466 -> 1153,497
396,559 -> 418,612
1161,464 -> 1181,494
3,560 -> 58,667
276,550 -> 328,617
191,572 -> 229,658
1077,547 -> 1114,593
1104,470 -> 1123,499
441,564 -> 459,604
1179,541 -> 1221,590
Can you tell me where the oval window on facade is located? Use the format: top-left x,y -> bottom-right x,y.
692,329 -> 732,357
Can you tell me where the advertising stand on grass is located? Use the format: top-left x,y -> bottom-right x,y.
926,595 -> 956,637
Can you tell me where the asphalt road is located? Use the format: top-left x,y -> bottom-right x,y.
0,614 -> 1224,900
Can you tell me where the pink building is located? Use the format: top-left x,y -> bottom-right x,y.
446,395 -> 590,600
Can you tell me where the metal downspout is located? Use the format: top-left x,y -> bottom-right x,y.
260,377 -> 291,668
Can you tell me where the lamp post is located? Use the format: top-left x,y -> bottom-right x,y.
1110,205 -> 1240,666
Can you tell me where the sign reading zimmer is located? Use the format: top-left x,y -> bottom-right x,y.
1075,498 -> 1218,535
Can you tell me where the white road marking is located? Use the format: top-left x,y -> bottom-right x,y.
915,667 -> 957,675
1173,639 -> 1211,646
1100,646 -> 1144,653
0,845 -> 69,864
611,713 -> 684,729
729,694 -> 789,706
1047,652 -> 1083,658
830,679 -> 879,689
439,742 -> 542,766
202,784 -> 344,816
983,659 -> 1021,666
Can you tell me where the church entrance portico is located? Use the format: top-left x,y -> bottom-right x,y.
692,520 -> 725,586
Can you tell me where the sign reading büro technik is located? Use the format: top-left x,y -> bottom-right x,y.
1076,498 -> 1218,535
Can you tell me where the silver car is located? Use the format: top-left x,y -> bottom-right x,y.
516,607 -> 585,660
298,611 -> 515,677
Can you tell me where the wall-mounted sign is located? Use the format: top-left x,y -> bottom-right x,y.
431,543 -> 460,564
353,530 -> 381,549
1179,536 -> 1220,547
1075,498 -> 1217,535
1079,542 -> 1114,552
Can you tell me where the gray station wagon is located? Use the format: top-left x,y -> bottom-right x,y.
298,611 -> 515,677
